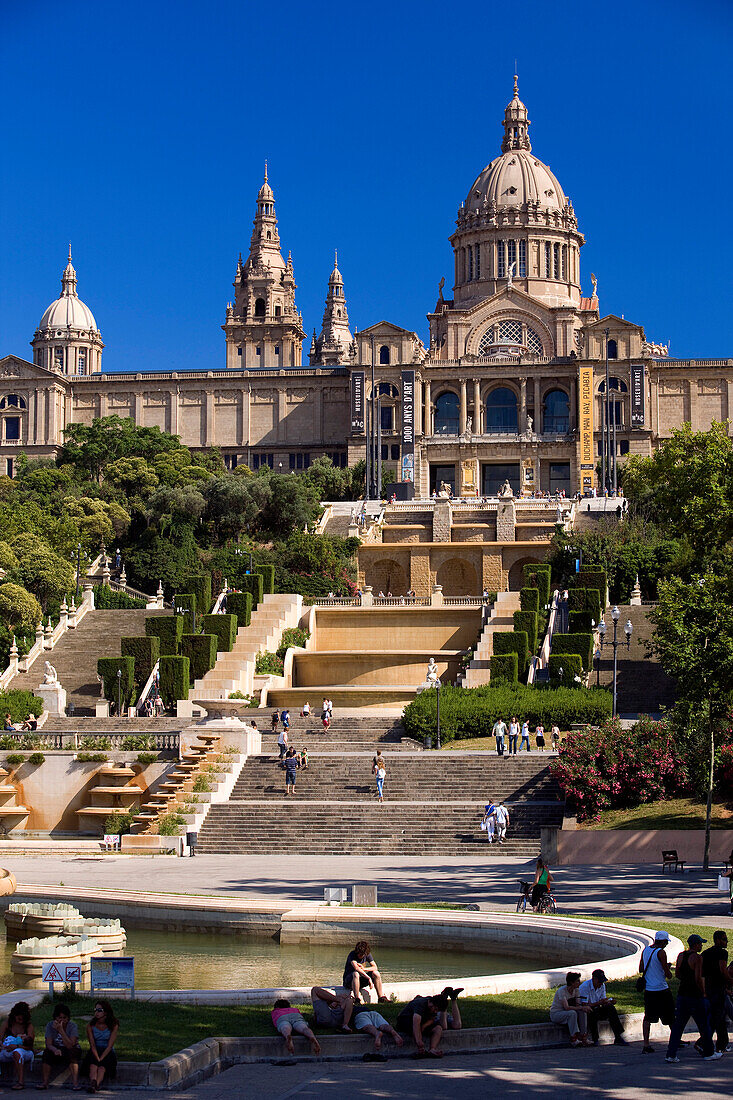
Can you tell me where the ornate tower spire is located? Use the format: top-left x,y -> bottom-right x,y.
501,74 -> 531,153
62,244 -> 78,297
310,251 -> 353,365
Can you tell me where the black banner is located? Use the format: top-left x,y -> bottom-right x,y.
401,369 -> 415,482
631,364 -> 645,429
350,371 -> 365,433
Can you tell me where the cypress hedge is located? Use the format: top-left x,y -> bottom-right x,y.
574,568 -> 607,603
523,563 -> 551,607
493,630 -> 529,676
201,613 -> 237,653
403,683 -> 612,742
569,610 -> 595,634
159,655 -> 189,708
568,587 -> 602,622
172,594 -> 197,634
121,635 -> 160,690
227,591 -> 252,629
513,610 -> 538,654
97,656 -> 136,710
552,632 -> 594,670
548,654 -> 583,686
238,574 -> 264,610
145,615 -> 183,656
254,564 -> 275,594
489,653 -> 518,683
181,574 -> 212,615
181,633 -> 217,682
520,587 -> 539,613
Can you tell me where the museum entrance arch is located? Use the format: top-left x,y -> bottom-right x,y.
508,556 -> 542,591
365,558 -> 408,596
436,557 -> 479,597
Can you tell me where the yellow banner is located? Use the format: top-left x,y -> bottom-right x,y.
579,365 -> 594,491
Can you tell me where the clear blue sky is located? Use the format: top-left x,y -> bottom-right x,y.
1,0 -> 731,372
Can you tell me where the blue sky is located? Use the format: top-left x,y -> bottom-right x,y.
1,0 -> 731,371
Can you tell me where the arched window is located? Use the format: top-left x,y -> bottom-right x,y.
379,345 -> 390,365
599,378 -> 627,425
378,382 -> 398,398
254,298 -> 266,318
485,387 -> 518,433
0,395 -> 26,410
266,232 -> 271,241
274,305 -> 281,317
543,389 -> 569,434
434,392 -> 459,435
598,378 -> 627,392
607,339 -> 618,359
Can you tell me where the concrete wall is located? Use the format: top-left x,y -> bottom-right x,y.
552,828 -> 733,866
313,607 -> 482,650
293,651 -> 462,687
2,752 -> 173,833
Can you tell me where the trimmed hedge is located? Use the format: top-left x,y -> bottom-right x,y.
238,574 -> 264,610
201,613 -> 237,653
519,587 -> 539,613
121,635 -> 160,690
523,563 -> 551,607
493,631 -> 529,677
513,610 -> 538,655
568,587 -> 602,623
227,591 -> 252,629
552,632 -> 594,671
180,633 -> 217,682
548,653 -> 583,685
172,594 -> 196,634
569,611 -> 595,634
489,653 -> 518,683
403,683 -> 612,742
0,690 -> 43,724
93,585 -> 146,610
180,574 -> 212,615
145,615 -> 183,656
97,656 -> 136,710
254,564 -> 275,594
159,655 -> 190,708
575,568 -> 607,603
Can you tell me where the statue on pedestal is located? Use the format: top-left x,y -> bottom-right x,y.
498,479 -> 514,499
43,662 -> 58,685
426,658 -> 440,685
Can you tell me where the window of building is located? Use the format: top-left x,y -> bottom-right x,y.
275,305 -> 281,317
497,241 -> 506,279
526,327 -> 543,355
497,319 -> 522,345
561,245 -> 567,280
5,459 -> 12,478
507,240 -> 516,275
274,346 -> 280,356
381,444 -> 388,460
4,418 -> 20,441
252,453 -> 274,470
598,377 -> 628,392
482,462 -> 519,496
518,240 -> 527,277
54,347 -> 64,370
549,462 -> 571,495
390,444 -> 400,460
289,454 -> 296,469
545,242 -> 551,278
254,298 -> 266,317
478,327 -> 495,354
543,389 -> 570,434
607,338 -> 618,359
77,350 -> 87,373
256,346 -> 261,357
379,345 -> 390,365
434,391 -> 459,435
379,382 -> 398,398
475,243 -> 481,279
553,244 -> 560,280
467,245 -> 473,281
380,405 -> 394,432
619,439 -> 629,456
430,464 -> 456,495
485,387 -> 518,433
238,347 -> 243,356
266,232 -> 271,240
0,395 -> 26,409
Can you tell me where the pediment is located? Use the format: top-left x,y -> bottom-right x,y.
587,314 -> 643,332
359,320 -> 416,338
0,354 -> 66,384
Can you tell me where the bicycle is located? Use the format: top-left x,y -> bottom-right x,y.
516,879 -> 557,914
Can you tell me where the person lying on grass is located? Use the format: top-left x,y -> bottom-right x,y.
271,1000 -> 321,1056
353,1008 -> 404,1060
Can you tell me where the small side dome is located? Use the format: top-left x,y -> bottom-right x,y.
37,247 -> 99,333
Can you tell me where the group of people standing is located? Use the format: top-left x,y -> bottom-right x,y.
491,718 -> 560,756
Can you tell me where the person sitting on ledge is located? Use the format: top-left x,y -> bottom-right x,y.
395,987 -> 463,1058
343,941 -> 388,1004
271,999 -> 321,1056
577,969 -> 627,1046
310,986 -> 354,1033
549,972 -> 591,1047
353,1007 -> 404,1059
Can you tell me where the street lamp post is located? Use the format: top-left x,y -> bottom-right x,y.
434,680 -> 441,750
116,667 -> 122,719
598,607 -> 633,717
75,542 -> 82,601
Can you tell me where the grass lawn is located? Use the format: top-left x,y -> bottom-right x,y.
443,738 -> 558,753
43,917 -> 723,1061
582,797 -> 731,830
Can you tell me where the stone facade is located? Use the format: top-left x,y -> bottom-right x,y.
0,83 -> 730,483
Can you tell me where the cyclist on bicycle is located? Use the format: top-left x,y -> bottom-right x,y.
531,857 -> 552,910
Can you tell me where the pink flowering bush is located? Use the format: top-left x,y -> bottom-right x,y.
551,715 -> 687,822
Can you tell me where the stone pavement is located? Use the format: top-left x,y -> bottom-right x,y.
3,852 -> 732,927
23,1044 -> 733,1099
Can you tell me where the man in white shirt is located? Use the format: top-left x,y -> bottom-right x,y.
492,719 -> 507,757
578,969 -> 626,1045
494,801 -> 509,843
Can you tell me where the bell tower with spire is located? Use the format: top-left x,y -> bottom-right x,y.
310,251 -> 354,365
224,167 -> 306,368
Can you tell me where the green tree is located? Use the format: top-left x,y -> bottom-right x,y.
59,416 -> 181,481
103,456 -> 159,500
0,583 -> 42,635
649,568 -> 733,869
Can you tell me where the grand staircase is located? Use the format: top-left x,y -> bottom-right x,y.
595,604 -> 676,716
195,718 -> 564,856
462,592 -> 521,687
6,610 -> 169,715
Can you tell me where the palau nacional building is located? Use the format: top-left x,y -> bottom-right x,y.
2,81 -> 732,505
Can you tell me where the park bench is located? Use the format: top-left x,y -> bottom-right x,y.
662,849 -> 685,873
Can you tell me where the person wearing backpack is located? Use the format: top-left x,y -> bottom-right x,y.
639,930 -> 674,1054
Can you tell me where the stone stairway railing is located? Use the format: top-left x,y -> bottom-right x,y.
461,592 -> 521,688
0,587 -> 96,691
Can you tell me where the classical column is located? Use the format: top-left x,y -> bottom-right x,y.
240,387 -> 250,447
423,380 -> 431,437
169,389 -> 179,436
205,390 -> 215,446
459,379 -> 467,434
687,378 -> 697,428
473,379 -> 481,434
519,377 -> 527,432
533,377 -> 541,427
134,391 -> 144,427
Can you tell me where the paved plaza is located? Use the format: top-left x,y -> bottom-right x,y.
18,1045 -> 733,1099
3,852 -> 731,927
